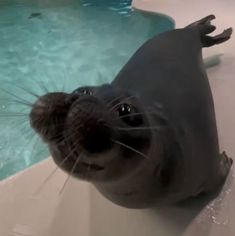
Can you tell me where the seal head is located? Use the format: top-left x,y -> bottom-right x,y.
30,85 -> 152,185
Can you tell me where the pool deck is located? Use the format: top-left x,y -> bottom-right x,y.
1,1 -> 235,236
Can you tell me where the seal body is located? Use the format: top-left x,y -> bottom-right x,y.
30,15 -> 233,208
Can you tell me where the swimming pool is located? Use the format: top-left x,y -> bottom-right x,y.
0,0 -> 174,180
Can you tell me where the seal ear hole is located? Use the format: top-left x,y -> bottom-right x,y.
117,103 -> 144,127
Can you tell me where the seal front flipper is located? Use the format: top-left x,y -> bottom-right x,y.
186,15 -> 233,47
203,28 -> 233,47
185,14 -> 216,34
218,152 -> 233,184
203,151 -> 233,196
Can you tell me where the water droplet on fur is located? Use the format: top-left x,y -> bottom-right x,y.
212,215 -> 229,225
225,189 -> 231,195
212,216 -> 221,225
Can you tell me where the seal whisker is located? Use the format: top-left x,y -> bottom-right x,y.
59,153 -> 83,195
54,128 -> 83,148
0,88 -> 33,107
107,94 -> 126,106
61,69 -> 69,92
114,111 -> 157,121
109,95 -> 136,111
33,146 -> 78,196
87,159 -> 92,173
0,112 -> 29,117
57,128 -> 83,147
115,126 -> 161,131
116,112 -> 144,119
2,99 -> 31,108
33,79 -> 50,94
37,123 -> 79,146
15,85 -> 40,98
50,130 -> 70,146
23,126 -> 37,140
40,125 -> 48,137
50,78 -> 60,92
0,98 -> 33,107
36,70 -> 59,92
111,139 -> 150,161
54,137 -> 66,146
4,118 -> 30,137
2,81 -> 40,98
8,117 -> 29,127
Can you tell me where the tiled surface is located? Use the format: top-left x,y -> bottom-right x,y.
0,0 -> 235,235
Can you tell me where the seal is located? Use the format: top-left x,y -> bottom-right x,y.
30,15 -> 233,209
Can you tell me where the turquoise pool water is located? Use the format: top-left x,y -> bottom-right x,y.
0,0 -> 174,180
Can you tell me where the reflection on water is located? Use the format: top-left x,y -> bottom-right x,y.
0,0 -> 174,179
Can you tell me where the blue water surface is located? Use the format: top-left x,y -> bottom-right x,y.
0,0 -> 174,179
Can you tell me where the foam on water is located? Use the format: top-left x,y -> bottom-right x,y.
0,0 -> 174,179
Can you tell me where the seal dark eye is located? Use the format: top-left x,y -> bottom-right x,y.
73,87 -> 93,95
80,88 -> 93,95
118,103 -> 131,115
117,103 -> 143,126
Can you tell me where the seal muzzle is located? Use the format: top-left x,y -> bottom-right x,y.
66,96 -> 113,154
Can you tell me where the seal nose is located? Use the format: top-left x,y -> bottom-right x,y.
66,97 -> 113,153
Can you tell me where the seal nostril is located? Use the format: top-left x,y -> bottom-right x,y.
80,122 -> 113,153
